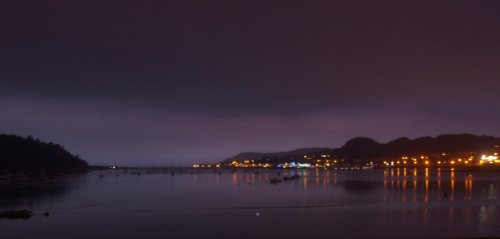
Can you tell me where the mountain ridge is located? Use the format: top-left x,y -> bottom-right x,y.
222,133 -> 500,164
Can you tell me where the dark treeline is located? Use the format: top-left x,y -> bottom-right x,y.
0,134 -> 88,174
224,134 -> 500,164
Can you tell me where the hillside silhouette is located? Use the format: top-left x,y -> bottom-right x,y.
0,134 -> 88,174
223,134 -> 500,165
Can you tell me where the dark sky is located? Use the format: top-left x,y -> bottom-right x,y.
2,1 -> 500,166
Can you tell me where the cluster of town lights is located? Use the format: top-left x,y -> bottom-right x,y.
193,152 -> 500,169
384,153 -> 499,167
192,164 -> 221,168
276,162 -> 312,168
480,154 -> 499,164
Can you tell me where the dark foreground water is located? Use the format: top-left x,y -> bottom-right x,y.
1,168 -> 500,239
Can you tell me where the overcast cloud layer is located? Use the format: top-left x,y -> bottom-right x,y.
1,1 -> 500,165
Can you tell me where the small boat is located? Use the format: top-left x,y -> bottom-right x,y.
283,175 -> 300,181
0,210 -> 33,219
269,178 -> 282,184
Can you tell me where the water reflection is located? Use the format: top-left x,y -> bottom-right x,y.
2,169 -> 499,213
194,168 -> 488,206
424,168 -> 429,202
0,176 -> 85,208
381,168 -> 478,203
2,169 -> 500,239
450,169 -> 455,201
413,169 -> 418,202
342,181 -> 378,193
465,174 -> 473,200
192,168 -> 499,206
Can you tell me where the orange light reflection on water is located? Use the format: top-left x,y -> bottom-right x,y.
424,167 -> 429,202
450,169 -> 455,201
378,167 -> 475,203
303,171 -> 308,190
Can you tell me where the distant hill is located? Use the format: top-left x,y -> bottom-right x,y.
223,148 -> 332,164
223,134 -> 500,164
0,134 -> 88,174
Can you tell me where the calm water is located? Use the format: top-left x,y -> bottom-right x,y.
1,168 -> 500,239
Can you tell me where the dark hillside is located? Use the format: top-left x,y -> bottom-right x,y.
0,134 -> 88,174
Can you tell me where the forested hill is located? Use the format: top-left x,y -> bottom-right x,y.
0,134 -> 88,174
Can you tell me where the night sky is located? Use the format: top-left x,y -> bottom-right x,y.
2,1 -> 500,166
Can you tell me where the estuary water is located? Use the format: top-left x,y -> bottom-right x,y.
1,168 -> 500,239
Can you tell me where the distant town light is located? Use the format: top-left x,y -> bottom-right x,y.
298,163 -> 311,168
481,154 -> 498,163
